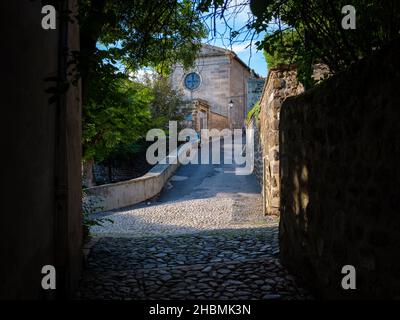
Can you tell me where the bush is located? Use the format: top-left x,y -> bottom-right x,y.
246,102 -> 261,125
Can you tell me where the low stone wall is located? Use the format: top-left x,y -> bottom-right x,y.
84,140 -> 198,213
93,164 -> 137,185
279,41 -> 400,298
209,110 -> 229,130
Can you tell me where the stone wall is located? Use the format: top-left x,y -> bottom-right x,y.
209,111 -> 229,131
279,40 -> 400,298
93,164 -> 148,185
85,140 -> 199,213
255,66 -> 303,215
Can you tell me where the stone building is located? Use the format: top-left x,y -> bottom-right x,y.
247,75 -> 265,112
171,44 -> 261,130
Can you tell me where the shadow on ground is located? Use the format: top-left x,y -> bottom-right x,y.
76,226 -> 312,300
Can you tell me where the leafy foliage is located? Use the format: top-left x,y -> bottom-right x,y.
82,76 -> 153,161
146,75 -> 192,130
78,0 -> 207,162
83,71 -> 192,163
82,189 -> 113,238
263,29 -> 300,68
78,0 -> 206,85
246,102 -> 261,125
249,0 -> 400,87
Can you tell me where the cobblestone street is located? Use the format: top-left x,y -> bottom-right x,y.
76,226 -> 312,300
77,142 -> 312,300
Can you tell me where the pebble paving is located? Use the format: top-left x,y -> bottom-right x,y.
77,145 -> 312,300
76,225 -> 312,300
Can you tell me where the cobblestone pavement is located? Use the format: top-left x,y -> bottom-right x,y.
90,140 -> 269,237
76,225 -> 312,300
77,142 -> 311,300
90,192 -> 271,237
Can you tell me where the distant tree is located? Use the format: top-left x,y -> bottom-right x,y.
146,75 -> 192,130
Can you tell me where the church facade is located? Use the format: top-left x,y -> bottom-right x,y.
171,44 -> 262,131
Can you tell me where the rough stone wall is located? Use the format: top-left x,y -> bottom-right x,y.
279,41 -> 400,298
257,66 -> 304,215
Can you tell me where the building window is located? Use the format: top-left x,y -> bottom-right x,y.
184,72 -> 201,90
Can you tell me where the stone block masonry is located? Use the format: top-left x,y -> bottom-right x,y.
209,110 -> 229,131
279,40 -> 400,298
171,44 -> 254,130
